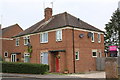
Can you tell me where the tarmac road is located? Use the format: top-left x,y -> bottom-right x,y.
2,77 -> 106,80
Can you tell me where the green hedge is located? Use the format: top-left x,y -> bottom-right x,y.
1,62 -> 49,74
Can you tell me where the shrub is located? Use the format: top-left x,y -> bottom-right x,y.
1,62 -> 49,74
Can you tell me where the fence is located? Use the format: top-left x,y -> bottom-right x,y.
96,57 -> 106,71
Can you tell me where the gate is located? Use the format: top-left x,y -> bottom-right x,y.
96,57 -> 105,71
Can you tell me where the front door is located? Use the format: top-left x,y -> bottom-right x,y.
56,57 -> 59,72
11,54 -> 16,62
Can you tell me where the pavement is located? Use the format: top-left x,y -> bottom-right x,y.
0,71 -> 106,79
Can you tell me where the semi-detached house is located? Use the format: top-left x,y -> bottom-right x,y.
5,8 -> 104,73
1,24 -> 23,62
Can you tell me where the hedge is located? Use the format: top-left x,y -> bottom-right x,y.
0,62 -> 49,74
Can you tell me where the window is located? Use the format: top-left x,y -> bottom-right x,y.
16,38 -> 19,46
92,50 -> 97,57
24,53 -> 30,63
75,51 -> 79,60
40,52 -> 48,64
91,32 -> 94,42
98,33 -> 101,43
11,54 -> 16,62
56,30 -> 62,41
23,36 -> 30,45
40,32 -> 48,43
4,51 -> 8,57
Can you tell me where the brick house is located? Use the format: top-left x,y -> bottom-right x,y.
11,8 -> 104,73
1,24 -> 23,62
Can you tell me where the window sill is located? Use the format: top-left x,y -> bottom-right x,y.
40,42 -> 48,44
56,40 -> 62,42
75,59 -> 79,61
4,56 -> 8,58
92,56 -> 97,58
98,41 -> 101,43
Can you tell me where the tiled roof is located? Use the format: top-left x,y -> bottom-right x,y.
2,24 -> 22,34
15,12 -> 103,37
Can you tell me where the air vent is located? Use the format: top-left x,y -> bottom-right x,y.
79,34 -> 84,38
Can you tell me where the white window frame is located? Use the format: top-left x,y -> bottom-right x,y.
98,33 -> 101,43
15,38 -> 20,46
11,54 -> 16,62
91,32 -> 94,42
40,52 -> 48,65
24,53 -> 30,63
56,30 -> 62,41
4,51 -> 8,57
23,36 -> 30,45
40,32 -> 48,43
75,51 -> 79,60
92,49 -> 97,57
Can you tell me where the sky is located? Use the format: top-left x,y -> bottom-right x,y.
0,0 -> 120,31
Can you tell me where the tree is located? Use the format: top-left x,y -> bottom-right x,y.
105,8 -> 120,53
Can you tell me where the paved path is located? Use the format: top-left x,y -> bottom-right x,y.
68,72 -> 106,78
1,71 -> 106,79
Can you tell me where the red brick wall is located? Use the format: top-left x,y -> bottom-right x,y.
2,24 -> 23,61
12,28 -> 104,73
73,30 -> 104,73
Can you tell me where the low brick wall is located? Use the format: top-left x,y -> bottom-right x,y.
105,57 -> 118,79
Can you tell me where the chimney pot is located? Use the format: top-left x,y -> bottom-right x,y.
44,7 -> 52,21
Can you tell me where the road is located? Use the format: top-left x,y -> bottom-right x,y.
2,77 -> 106,80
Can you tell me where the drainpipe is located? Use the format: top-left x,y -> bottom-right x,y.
72,26 -> 75,73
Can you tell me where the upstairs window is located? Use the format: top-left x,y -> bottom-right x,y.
98,33 -> 101,43
16,38 -> 19,46
75,51 -> 79,60
24,36 -> 30,45
56,30 -> 62,41
91,32 -> 94,42
40,32 -> 48,43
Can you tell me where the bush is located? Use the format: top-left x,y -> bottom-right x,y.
1,62 -> 49,74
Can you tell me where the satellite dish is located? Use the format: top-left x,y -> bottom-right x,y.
79,34 -> 84,38
88,32 -> 93,38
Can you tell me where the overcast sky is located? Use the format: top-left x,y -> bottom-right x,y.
0,0 -> 120,31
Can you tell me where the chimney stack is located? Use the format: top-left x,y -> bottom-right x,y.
44,7 -> 52,21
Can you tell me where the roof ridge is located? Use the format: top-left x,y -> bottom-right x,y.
32,17 -> 54,32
